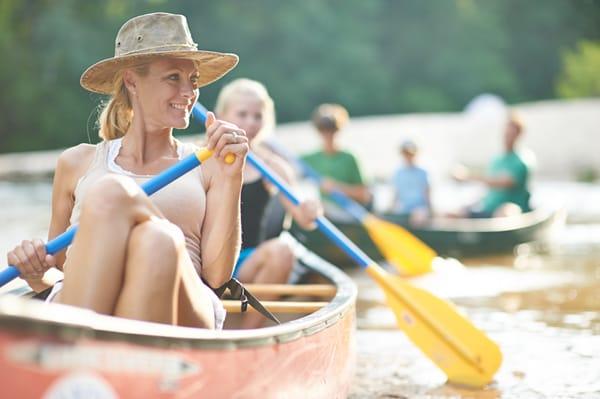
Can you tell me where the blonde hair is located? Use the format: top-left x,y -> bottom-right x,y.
96,63 -> 150,140
214,78 -> 275,138
312,103 -> 349,133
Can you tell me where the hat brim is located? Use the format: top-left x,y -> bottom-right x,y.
80,50 -> 239,95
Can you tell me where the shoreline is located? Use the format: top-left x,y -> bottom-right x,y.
1,98 -> 598,181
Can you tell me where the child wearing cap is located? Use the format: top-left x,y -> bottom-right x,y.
391,140 -> 432,225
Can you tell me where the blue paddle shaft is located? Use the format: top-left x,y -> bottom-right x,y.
192,103 -> 209,123
246,152 -> 371,268
264,138 -> 368,221
0,154 -> 202,287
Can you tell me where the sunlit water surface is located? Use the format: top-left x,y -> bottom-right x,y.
1,181 -> 600,398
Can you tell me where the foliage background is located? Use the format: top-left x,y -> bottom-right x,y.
1,0 -> 599,153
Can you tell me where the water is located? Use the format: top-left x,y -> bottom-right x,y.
1,180 -> 600,398
348,222 -> 600,398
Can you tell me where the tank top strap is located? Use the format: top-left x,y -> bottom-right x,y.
92,140 -> 111,171
69,140 -> 111,227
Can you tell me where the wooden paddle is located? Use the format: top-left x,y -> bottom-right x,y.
0,148 -> 231,286
264,138 -> 436,276
246,151 -> 502,388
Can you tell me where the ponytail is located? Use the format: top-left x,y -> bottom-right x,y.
97,64 -> 149,140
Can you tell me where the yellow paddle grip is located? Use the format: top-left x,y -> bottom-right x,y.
195,148 -> 236,164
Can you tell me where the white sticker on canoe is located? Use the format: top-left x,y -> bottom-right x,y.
43,372 -> 117,399
8,342 -> 198,378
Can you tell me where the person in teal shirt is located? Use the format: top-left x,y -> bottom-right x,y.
301,103 -> 371,205
454,115 -> 531,217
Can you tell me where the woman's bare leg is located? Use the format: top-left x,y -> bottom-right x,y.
58,174 -> 216,328
177,259 -> 216,329
114,217 -> 216,328
112,219 -> 181,324
236,239 -> 294,329
58,175 -> 163,314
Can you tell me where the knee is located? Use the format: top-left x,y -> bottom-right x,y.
493,203 -> 522,217
81,175 -> 143,219
266,241 -> 294,273
128,220 -> 186,281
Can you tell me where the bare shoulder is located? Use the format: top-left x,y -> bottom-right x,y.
58,143 -> 95,165
56,143 -> 97,182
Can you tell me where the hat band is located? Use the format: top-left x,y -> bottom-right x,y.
117,42 -> 199,57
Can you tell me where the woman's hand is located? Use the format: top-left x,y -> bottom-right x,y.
293,199 -> 323,230
6,239 -> 57,281
205,111 -> 249,177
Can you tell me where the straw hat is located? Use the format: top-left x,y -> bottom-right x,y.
80,12 -> 239,95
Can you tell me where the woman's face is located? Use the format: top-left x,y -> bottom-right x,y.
130,58 -> 200,130
220,94 -> 264,142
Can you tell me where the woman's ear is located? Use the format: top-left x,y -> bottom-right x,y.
122,70 -> 137,97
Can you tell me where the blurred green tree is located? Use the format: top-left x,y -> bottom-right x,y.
556,40 -> 600,98
0,0 -> 598,153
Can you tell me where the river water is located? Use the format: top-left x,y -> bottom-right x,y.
1,180 -> 599,398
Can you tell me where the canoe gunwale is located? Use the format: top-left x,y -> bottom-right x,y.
0,254 -> 356,350
383,207 -> 565,233
291,207 -> 565,262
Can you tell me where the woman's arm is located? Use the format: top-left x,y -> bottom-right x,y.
49,145 -> 96,267
199,113 -> 249,288
9,144 -> 94,292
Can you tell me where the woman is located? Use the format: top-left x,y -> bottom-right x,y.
215,78 -> 321,329
302,103 -> 371,205
5,13 -> 248,330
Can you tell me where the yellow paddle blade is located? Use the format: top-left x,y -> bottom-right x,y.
366,264 -> 502,387
363,215 -> 436,276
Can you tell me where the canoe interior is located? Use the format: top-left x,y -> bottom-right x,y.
0,245 -> 357,398
291,207 -> 566,266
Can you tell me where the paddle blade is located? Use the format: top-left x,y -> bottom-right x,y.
366,264 -> 502,388
363,215 -> 436,276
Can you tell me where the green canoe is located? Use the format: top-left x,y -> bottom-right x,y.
290,208 -> 565,266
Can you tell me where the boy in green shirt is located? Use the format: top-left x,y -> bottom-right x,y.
302,103 -> 371,205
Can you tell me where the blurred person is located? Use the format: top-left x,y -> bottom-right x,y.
302,103 -> 372,206
215,78 -> 322,329
6,13 -> 248,329
453,114 -> 531,218
391,140 -> 432,225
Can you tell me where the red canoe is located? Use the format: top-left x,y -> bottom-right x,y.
0,253 -> 357,398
